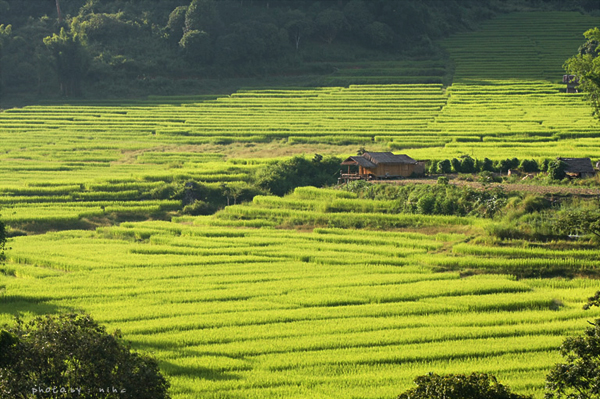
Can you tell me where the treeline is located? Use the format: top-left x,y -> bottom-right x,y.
1,0 -> 599,99
429,156 -> 572,180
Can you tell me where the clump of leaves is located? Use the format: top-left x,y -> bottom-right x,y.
397,372 -> 532,399
0,312 -> 170,399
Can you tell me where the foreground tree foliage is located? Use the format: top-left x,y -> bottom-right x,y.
397,372 -> 533,399
564,27 -> 600,119
545,319 -> 600,399
0,313 -> 170,399
554,207 -> 600,240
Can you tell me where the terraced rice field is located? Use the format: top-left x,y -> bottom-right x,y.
1,10 -> 600,399
441,11 -> 600,82
2,188 -> 600,398
1,79 -> 599,228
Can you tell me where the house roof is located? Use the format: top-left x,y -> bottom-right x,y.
363,152 -> 417,165
341,156 -> 377,168
342,152 -> 417,168
557,157 -> 595,174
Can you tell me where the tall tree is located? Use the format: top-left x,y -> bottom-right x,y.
285,10 -> 313,51
545,319 -> 600,399
43,26 -> 90,96
55,0 -> 63,23
315,8 -> 347,44
184,0 -> 221,36
564,28 -> 600,118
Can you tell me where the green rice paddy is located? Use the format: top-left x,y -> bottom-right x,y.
1,11 -> 600,399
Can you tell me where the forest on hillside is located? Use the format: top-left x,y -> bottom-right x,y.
1,0 -> 599,101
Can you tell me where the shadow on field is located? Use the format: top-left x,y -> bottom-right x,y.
0,296 -> 63,319
160,360 -> 241,381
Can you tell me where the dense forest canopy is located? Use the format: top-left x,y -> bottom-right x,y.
1,0 -> 599,101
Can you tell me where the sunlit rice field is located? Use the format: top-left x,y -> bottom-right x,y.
1,10 -> 600,399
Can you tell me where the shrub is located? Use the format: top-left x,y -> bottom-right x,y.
519,158 -> 539,173
417,194 -> 436,214
478,171 -> 501,184
437,176 -> 449,185
481,157 -> 495,172
255,155 -> 341,196
397,372 -> 532,399
460,156 -> 476,173
451,158 -> 461,173
548,160 -> 567,180
183,199 -> 214,215
437,159 -> 452,174
0,313 -> 170,399
546,319 -> 600,399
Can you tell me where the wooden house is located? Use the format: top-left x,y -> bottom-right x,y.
558,157 -> 596,178
341,152 -> 424,181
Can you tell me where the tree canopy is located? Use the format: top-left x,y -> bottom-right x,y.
564,27 -> 600,119
397,372 -> 533,399
545,319 -> 600,399
0,313 -> 170,399
1,0 -> 599,99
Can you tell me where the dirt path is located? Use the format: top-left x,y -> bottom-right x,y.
376,177 -> 600,196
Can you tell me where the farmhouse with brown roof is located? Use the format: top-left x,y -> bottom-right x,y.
341,152 -> 425,181
558,157 -> 596,178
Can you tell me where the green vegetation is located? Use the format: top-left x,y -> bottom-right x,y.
1,1 -> 599,101
2,216 -> 600,398
545,319 -> 600,399
564,27 -> 600,119
0,313 -> 170,399
397,373 -> 532,399
1,5 -> 600,399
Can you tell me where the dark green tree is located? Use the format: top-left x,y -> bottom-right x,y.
460,156 -> 476,173
564,27 -> 600,118
545,319 -> 600,399
496,159 -> 512,174
520,159 -> 539,173
0,24 -> 10,98
450,157 -> 461,173
315,8 -> 347,44
481,157 -> 495,172
364,21 -> 395,49
285,9 -> 313,51
0,313 -> 170,399
548,159 -> 567,180
43,26 -> 90,96
554,208 -> 600,240
343,0 -> 373,33
509,158 -> 520,169
437,159 -> 452,174
540,158 -> 551,172
166,5 -> 188,43
428,159 -> 439,174
254,155 -> 340,196
184,0 -> 221,36
179,29 -> 212,63
398,372 -> 532,399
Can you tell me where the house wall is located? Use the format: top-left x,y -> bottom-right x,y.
366,164 -> 416,177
